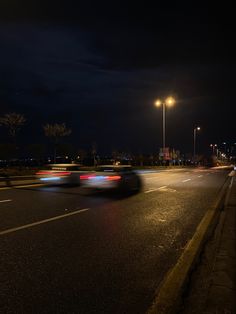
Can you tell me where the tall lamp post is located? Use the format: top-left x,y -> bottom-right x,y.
193,126 -> 201,163
210,143 -> 217,155
155,97 -> 175,154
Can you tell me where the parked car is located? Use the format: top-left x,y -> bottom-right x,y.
80,165 -> 142,193
36,164 -> 86,185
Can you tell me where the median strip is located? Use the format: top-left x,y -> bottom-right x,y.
0,208 -> 90,236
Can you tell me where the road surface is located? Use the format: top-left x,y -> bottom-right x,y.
0,167 -> 229,313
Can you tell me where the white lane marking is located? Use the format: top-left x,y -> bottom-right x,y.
182,179 -> 191,182
144,189 -> 156,193
144,186 -> 168,193
160,187 -> 176,192
198,175 -> 203,178
0,199 -> 12,203
158,186 -> 168,190
0,208 -> 90,236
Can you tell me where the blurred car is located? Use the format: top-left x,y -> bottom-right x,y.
80,165 -> 142,193
36,164 -> 86,185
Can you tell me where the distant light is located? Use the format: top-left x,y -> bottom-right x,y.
223,142 -> 226,145
165,96 -> 175,107
197,126 -> 201,131
155,99 -> 162,107
65,156 -> 69,159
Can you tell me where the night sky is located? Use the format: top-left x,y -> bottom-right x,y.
0,2 -> 235,155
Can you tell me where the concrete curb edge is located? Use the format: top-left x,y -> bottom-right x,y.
146,176 -> 231,314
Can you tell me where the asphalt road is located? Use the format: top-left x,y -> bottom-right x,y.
0,167 -> 230,314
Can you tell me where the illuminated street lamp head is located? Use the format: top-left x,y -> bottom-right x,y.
155,99 -> 162,107
197,126 -> 201,131
165,96 -> 175,107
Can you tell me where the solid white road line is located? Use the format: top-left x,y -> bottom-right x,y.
0,208 -> 90,236
182,179 -> 191,182
0,199 -> 12,203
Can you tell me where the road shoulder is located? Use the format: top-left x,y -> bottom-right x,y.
180,176 -> 236,314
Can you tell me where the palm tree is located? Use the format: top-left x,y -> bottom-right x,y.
43,123 -> 72,162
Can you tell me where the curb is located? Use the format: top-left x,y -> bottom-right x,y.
146,176 -> 231,314
203,176 -> 236,313
0,177 -> 39,188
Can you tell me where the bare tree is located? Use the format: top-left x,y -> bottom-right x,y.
43,123 -> 72,162
0,112 -> 26,158
0,112 -> 26,138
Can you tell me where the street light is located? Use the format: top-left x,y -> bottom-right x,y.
193,126 -> 201,163
222,142 -> 227,155
210,143 -> 217,155
154,97 -> 175,153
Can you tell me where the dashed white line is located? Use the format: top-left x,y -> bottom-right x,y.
144,189 -> 156,193
182,179 -> 191,182
0,199 -> 12,203
144,186 -> 167,193
0,208 -> 90,236
198,175 -> 203,178
158,186 -> 168,190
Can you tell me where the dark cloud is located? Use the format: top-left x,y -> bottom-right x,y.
0,4 -> 235,155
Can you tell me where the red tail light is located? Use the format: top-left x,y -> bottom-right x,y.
106,175 -> 121,181
80,174 -> 95,180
